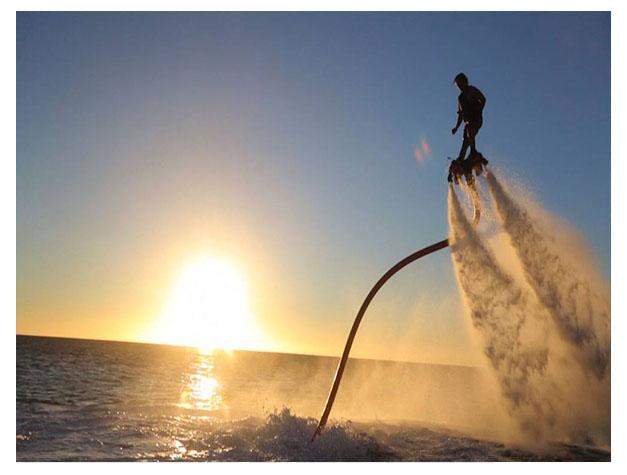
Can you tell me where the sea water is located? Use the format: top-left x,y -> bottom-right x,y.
16,335 -> 609,461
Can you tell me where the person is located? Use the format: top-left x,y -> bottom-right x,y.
451,73 -> 486,161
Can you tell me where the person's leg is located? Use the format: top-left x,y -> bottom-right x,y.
468,129 -> 477,155
468,119 -> 482,156
457,125 -> 469,160
467,120 -> 488,171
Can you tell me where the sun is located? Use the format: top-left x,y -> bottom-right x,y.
153,256 -> 255,351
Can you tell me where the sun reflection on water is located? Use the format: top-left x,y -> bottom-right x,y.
180,354 -> 223,411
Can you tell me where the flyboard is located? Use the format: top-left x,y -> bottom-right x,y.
447,152 -> 488,225
310,154 -> 488,443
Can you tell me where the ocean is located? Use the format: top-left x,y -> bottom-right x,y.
16,335 -> 610,462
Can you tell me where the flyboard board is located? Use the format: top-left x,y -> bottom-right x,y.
447,152 -> 488,225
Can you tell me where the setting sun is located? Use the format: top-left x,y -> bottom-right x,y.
151,256 -> 255,351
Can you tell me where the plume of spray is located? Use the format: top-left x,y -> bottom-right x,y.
448,175 -> 610,446
448,186 -> 558,439
485,171 -> 610,380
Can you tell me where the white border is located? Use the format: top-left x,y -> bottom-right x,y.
6,2 -> 624,472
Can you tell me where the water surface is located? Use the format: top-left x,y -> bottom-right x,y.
16,336 -> 609,461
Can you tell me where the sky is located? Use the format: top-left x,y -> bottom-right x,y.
16,12 -> 610,365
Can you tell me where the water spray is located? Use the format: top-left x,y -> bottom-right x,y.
485,171 -> 610,380
311,166 -> 609,445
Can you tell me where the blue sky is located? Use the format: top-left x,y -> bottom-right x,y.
16,12 -> 610,361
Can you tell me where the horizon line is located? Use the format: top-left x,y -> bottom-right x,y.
15,333 -> 481,369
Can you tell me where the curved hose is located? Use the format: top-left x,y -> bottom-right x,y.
310,238 -> 450,442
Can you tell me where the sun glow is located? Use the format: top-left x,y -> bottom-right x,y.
180,356 -> 223,411
153,256 -> 256,351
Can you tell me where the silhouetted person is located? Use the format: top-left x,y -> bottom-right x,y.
451,73 -> 486,161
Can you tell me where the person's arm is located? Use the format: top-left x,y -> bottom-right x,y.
452,109 -> 463,135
